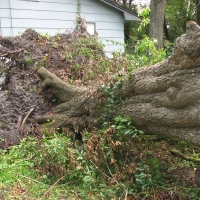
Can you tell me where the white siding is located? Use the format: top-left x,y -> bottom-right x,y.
81,0 -> 125,56
0,0 -> 125,56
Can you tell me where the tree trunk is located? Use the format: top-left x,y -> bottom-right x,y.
37,21 -> 200,147
149,0 -> 166,49
197,0 -> 200,25
1,20 -> 200,148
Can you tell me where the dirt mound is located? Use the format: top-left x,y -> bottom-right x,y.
0,26 -> 104,149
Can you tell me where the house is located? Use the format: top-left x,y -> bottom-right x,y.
0,0 -> 140,56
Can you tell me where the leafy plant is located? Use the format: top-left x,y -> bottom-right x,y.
137,7 -> 151,33
135,162 -> 152,192
100,81 -> 123,121
164,41 -> 174,57
111,115 -> 143,142
25,58 -> 33,65
128,36 -> 166,68
1,127 -> 200,199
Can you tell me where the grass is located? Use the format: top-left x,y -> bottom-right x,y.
0,129 -> 200,199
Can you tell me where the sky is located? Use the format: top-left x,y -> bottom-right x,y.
133,0 -> 150,6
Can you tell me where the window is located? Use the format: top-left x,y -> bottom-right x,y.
86,22 -> 95,35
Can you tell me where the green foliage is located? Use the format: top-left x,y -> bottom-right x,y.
100,81 -> 123,122
128,36 -> 166,68
64,37 -> 103,64
0,116 -> 144,199
61,34 -> 141,86
87,115 -> 144,183
25,52 -> 34,65
126,7 -> 150,53
38,32 -> 51,39
1,129 -> 200,199
126,7 -> 167,65
137,7 -> 151,33
135,162 -> 152,193
106,39 -> 126,48
165,0 -> 196,41
0,139 -> 36,185
77,0 -> 81,16
25,58 -> 33,65
64,37 -> 104,61
111,115 -> 143,142
164,41 -> 174,57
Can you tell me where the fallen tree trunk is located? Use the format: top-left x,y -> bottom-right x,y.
36,21 -> 200,146
118,21 -> 200,145
1,21 -> 200,148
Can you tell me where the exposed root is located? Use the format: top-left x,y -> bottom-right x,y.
170,149 -> 200,164
20,108 -> 35,135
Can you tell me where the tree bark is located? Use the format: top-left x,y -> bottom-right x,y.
1,21 -> 200,147
149,0 -> 166,49
197,0 -> 200,25
35,21 -> 200,146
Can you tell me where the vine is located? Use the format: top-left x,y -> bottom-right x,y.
76,0 -> 81,27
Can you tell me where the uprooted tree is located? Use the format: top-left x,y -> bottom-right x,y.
1,20 -> 200,149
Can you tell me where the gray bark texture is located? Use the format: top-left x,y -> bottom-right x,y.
197,0 -> 200,25
149,0 -> 166,49
120,21 -> 200,146
37,21 -> 200,146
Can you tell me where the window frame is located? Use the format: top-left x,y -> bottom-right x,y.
85,22 -> 96,36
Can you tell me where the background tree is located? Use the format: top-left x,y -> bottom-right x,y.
196,0 -> 200,25
112,0 -> 200,49
149,0 -> 166,49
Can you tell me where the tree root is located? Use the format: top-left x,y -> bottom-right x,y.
170,149 -> 200,164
